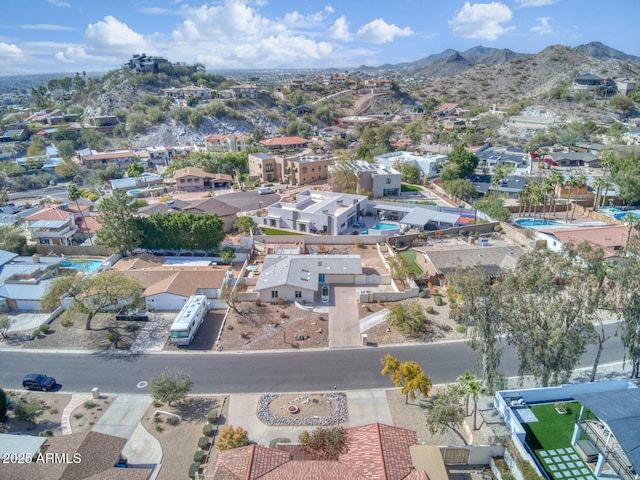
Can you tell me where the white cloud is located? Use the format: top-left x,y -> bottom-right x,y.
0,42 -> 23,60
531,16 -> 552,34
355,19 -> 413,44
84,16 -> 147,53
327,16 -> 352,42
514,0 -> 557,7
46,0 -> 70,7
449,2 -> 514,40
18,24 -> 77,31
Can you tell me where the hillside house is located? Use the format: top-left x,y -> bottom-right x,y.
24,204 -> 90,246
172,166 -> 233,191
204,133 -> 251,153
329,160 -> 401,198
228,84 -> 259,98
127,53 -> 168,73
258,136 -> 310,151
78,149 -> 136,167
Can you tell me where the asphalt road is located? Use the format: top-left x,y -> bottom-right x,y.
0,323 -> 626,394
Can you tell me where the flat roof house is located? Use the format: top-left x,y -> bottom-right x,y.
329,160 -> 401,198
375,151 -> 446,179
262,189 -> 367,235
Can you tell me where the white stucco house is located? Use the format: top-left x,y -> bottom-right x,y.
254,255 -> 363,303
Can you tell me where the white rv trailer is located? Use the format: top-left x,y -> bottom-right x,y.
169,295 -> 209,345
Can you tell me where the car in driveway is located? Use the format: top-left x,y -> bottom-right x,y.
22,373 -> 57,391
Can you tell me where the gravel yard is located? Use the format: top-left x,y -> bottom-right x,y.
0,391 -> 70,436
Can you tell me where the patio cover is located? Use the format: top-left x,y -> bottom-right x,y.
573,388 -> 640,473
409,445 -> 448,480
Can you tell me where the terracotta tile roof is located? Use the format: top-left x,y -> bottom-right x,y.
211,423 -> 424,480
206,133 -> 251,143
112,253 -> 167,270
26,206 -> 74,221
212,445 -> 289,479
82,150 -> 134,161
259,136 -> 309,147
76,215 -> 101,234
143,269 -> 229,297
538,224 -> 632,258
174,166 -> 218,179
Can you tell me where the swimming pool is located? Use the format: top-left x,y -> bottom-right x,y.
127,189 -> 142,196
614,212 -> 640,221
363,222 -> 400,235
59,259 -> 104,274
515,219 -> 560,227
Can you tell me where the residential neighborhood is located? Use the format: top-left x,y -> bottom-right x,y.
1,37 -> 640,480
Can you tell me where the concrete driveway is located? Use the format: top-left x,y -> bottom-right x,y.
7,313 -> 50,333
328,286 -> 362,348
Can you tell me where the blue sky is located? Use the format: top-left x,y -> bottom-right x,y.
0,0 -> 638,76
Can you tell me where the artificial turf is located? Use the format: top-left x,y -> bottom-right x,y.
398,249 -> 423,275
523,402 -> 581,451
259,227 -> 304,236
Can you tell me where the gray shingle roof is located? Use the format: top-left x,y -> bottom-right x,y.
255,255 -> 363,291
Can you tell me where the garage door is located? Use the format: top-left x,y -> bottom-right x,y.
146,295 -> 188,311
16,299 -> 41,311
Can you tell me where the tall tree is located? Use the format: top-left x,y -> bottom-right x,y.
41,270 -> 143,330
447,143 -> 479,179
384,301 -> 429,337
504,250 -> 597,386
0,225 -> 26,254
298,427 -> 349,461
425,384 -> 467,445
96,189 -> 142,255
447,267 -> 508,390
150,368 -> 193,406
380,353 -> 432,404
67,183 -> 90,244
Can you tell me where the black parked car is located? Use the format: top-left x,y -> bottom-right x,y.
22,373 -> 57,391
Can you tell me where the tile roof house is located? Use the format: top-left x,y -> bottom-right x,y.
536,224 -> 633,258
173,166 -> 234,191
24,205 -> 87,246
0,431 -> 152,480
113,253 -> 231,310
259,136 -> 310,151
205,133 -> 251,152
211,422 -> 428,480
136,197 -> 240,232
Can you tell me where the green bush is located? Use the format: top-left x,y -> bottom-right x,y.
198,436 -> 210,449
207,409 -> 219,423
494,224 -> 503,233
433,296 -> 443,306
39,430 -> 54,437
455,325 -> 466,334
193,450 -> 206,463
32,329 -> 41,338
84,401 -> 96,409
14,400 -> 42,423
202,424 -> 215,436
106,331 -> 118,343
418,291 -> 426,298
38,324 -> 50,334
0,388 -> 7,422
188,462 -> 200,478
60,317 -> 73,327
425,306 -> 434,314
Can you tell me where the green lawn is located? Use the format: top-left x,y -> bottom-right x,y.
398,249 -> 423,275
259,227 -> 304,236
401,183 -> 422,192
524,402 -> 581,450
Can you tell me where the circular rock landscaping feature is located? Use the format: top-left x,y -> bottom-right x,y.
257,392 -> 348,426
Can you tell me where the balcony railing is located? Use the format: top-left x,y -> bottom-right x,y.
578,420 -> 636,480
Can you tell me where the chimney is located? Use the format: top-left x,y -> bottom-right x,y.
32,254 -> 40,263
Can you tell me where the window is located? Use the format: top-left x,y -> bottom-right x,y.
386,178 -> 391,184
295,291 -> 302,298
271,291 -> 278,298
299,224 -> 306,232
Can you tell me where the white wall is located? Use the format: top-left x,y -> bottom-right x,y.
146,293 -> 189,311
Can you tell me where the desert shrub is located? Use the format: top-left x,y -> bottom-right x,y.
418,291 -> 426,298
202,424 -> 215,436
198,436 -> 210,449
14,400 -> 43,423
494,224 -> 503,233
188,462 -> 200,479
125,323 -> 139,333
269,437 -> 291,448
60,317 -> 73,327
32,329 -> 41,338
216,425 -> 249,451
276,298 -> 286,306
279,311 -> 286,319
166,415 -> 180,426
39,430 -> 54,437
255,299 -> 262,307
455,325 -> 466,334
38,324 -> 50,334
48,407 -> 58,415
207,409 -> 219,423
433,296 -> 443,306
84,401 -> 96,409
106,331 -> 118,343
425,306 -> 434,314
193,450 -> 206,463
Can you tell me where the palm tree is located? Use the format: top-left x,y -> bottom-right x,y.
457,371 -> 476,416
540,178 -> 554,223
623,214 -> 640,252
599,179 -> 613,209
564,175 -> 578,223
67,184 -> 91,245
549,171 -> 565,217
570,174 -> 587,221
529,183 -> 544,224
591,177 -> 608,211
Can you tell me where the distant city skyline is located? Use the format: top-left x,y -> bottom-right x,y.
0,0 -> 638,76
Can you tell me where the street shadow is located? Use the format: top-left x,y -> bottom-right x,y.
176,397 -> 218,422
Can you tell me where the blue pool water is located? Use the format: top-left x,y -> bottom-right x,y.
515,219 -> 560,227
370,222 -> 400,231
127,189 -> 142,196
614,212 -> 640,220
59,259 -> 103,273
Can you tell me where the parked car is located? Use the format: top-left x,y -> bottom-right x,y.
22,373 -> 56,391
258,187 -> 274,195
